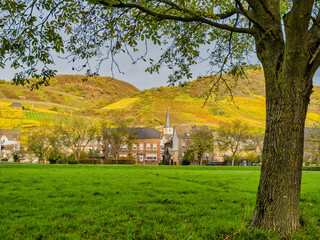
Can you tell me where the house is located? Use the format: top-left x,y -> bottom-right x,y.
103,127 -> 161,164
0,129 -> 21,159
9,102 -> 24,110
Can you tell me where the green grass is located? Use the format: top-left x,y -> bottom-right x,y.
0,165 -> 319,239
24,111 -> 56,122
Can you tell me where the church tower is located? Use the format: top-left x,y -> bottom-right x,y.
163,108 -> 173,135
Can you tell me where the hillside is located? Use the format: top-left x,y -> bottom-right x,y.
1,70 -> 320,138
0,75 -> 140,110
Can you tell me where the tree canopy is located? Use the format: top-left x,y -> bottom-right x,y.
2,0 -> 320,235
0,0 -> 256,88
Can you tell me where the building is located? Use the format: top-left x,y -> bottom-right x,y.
9,102 -> 24,110
0,129 -> 21,159
160,109 -> 215,165
164,125 -> 215,165
103,127 -> 161,164
304,127 -> 320,162
160,108 -> 173,161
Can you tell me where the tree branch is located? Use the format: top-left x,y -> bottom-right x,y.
98,0 -> 255,34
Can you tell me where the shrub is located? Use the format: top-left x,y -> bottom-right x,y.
1,158 -> 8,162
106,157 -> 135,164
56,155 -> 77,164
182,159 -> 190,165
182,149 -> 194,165
50,106 -> 58,112
13,154 -> 19,162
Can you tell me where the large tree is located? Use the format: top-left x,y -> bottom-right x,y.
55,114 -> 97,162
217,120 -> 251,166
100,119 -> 137,159
1,0 -> 320,234
189,126 -> 214,165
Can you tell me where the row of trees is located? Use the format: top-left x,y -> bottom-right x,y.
182,120 -> 264,166
28,114 -> 97,163
27,115 -> 138,163
27,115 -> 264,165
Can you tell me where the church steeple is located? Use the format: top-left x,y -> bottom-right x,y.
164,107 -> 173,135
165,107 -> 170,127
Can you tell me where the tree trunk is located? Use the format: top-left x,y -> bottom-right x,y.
250,38 -> 313,234
250,7 -> 315,231
250,89 -> 309,234
231,154 -> 235,166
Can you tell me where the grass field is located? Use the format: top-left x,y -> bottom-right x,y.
0,165 -> 319,239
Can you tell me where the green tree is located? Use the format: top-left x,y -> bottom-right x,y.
189,126 -> 214,165
27,128 -> 51,163
100,119 -> 137,159
2,0 -> 320,234
217,120 -> 251,166
56,114 -> 97,162
182,148 -> 194,165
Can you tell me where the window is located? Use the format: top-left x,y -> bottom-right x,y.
146,144 -> 151,150
153,144 -> 157,150
146,154 -> 157,160
121,144 -> 127,150
140,143 -> 144,150
133,144 -> 137,150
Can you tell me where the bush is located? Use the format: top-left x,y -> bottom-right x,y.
1,158 -> 8,162
46,149 -> 65,164
106,157 -> 135,164
182,159 -> 190,165
13,154 -> 19,162
182,149 -> 194,165
56,155 -> 77,164
78,157 -> 105,164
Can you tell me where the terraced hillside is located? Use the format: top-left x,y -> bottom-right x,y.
0,75 -> 140,110
1,70 -> 320,137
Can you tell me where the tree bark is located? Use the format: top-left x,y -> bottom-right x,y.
250,31 -> 313,235
250,5 -> 314,232
231,154 -> 235,166
250,81 -> 311,234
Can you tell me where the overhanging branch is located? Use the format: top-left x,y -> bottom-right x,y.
98,0 -> 255,34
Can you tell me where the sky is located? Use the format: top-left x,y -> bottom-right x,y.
2,45 -> 320,90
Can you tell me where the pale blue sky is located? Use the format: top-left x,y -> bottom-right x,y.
2,46 -> 320,90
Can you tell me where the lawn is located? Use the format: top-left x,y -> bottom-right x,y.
0,165 -> 319,239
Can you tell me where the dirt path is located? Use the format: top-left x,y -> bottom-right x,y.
0,98 -> 78,110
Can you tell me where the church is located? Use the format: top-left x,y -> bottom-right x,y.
160,109 -> 215,165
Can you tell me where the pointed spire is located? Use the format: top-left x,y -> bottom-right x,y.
165,107 -> 170,127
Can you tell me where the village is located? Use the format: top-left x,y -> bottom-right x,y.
1,103 -> 319,166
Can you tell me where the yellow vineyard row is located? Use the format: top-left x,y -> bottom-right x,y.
0,107 -> 25,119
102,98 -> 140,110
